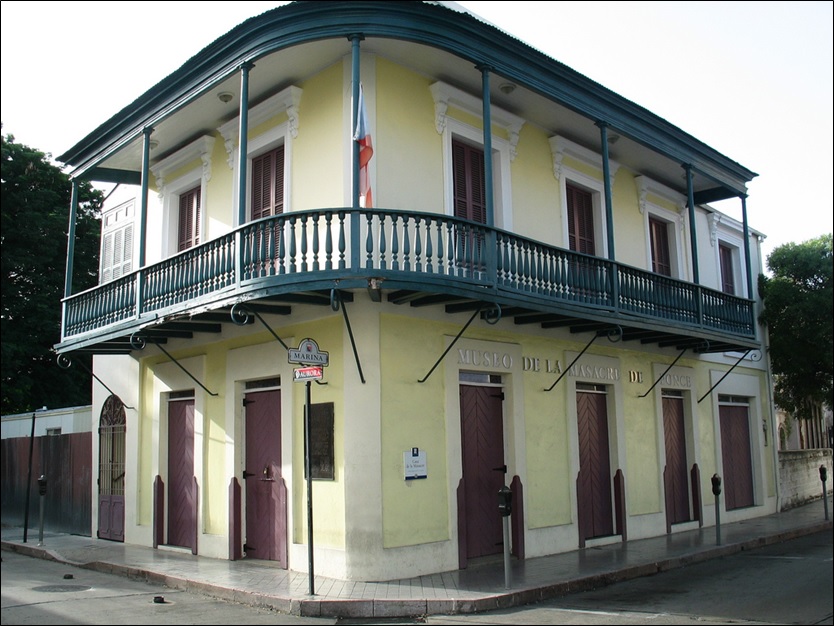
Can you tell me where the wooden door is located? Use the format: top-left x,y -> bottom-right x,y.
719,404 -> 754,510
663,394 -> 690,524
243,389 -> 287,566
577,388 -> 614,541
459,384 -> 505,560
167,398 -> 196,549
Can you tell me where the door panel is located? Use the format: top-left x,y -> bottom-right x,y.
167,399 -> 195,549
577,390 -> 614,540
244,389 -> 287,566
720,404 -> 754,510
663,396 -> 690,524
459,385 -> 505,560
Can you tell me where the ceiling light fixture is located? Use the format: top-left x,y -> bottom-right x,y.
217,91 -> 234,103
499,82 -> 516,95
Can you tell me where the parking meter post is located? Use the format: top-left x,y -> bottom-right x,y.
711,474 -> 722,546
498,486 -> 512,589
37,475 -> 47,546
820,466 -> 829,521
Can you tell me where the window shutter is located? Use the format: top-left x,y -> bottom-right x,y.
452,139 -> 486,224
719,244 -> 736,294
251,145 -> 284,221
112,230 -> 124,279
649,217 -> 672,276
567,184 -> 595,254
177,186 -> 201,251
101,232 -> 114,283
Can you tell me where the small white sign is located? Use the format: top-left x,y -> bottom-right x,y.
404,448 -> 427,480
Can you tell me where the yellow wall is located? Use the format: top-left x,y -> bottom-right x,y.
511,125 -> 563,245
376,58 -> 444,212
380,314 -> 450,548
291,316 -> 346,548
293,62 -> 346,211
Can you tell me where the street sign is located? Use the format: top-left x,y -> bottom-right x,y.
293,366 -> 323,382
288,338 -> 329,366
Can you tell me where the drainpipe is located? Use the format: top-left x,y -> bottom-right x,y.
350,34 -> 363,269
237,62 -> 253,227
741,195 -> 754,300
63,181 -> 78,299
683,164 -> 700,285
597,121 -> 615,260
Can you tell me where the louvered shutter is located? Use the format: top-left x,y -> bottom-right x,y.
251,146 -> 284,221
649,217 -> 672,276
719,244 -> 736,294
177,186 -> 201,251
452,139 -> 486,224
567,184 -> 595,254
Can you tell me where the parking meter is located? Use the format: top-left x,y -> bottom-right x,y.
498,486 -> 512,517
711,474 -> 722,496
37,475 -> 47,546
820,466 -> 828,482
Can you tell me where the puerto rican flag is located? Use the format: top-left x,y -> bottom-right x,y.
353,83 -> 374,208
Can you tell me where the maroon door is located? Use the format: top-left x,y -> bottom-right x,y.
459,384 -> 505,560
719,404 -> 754,510
663,394 -> 691,524
167,398 -> 196,549
244,389 -> 287,566
98,395 -> 126,541
577,389 -> 614,541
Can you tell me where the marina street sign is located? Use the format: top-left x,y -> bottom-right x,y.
288,338 -> 329,366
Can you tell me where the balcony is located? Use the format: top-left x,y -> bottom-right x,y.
57,208 -> 758,356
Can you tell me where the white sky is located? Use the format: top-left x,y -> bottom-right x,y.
2,1 -> 831,266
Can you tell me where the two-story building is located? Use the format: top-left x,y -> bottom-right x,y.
54,1 -> 777,582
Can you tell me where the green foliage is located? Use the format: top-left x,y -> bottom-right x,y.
758,234 -> 833,419
1,131 -> 103,414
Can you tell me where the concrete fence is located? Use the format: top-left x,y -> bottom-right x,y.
778,449 -> 833,511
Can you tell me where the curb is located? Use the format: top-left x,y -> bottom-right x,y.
3,519 -> 831,619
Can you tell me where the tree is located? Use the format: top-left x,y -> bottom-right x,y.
1,131 -> 103,414
758,234 -> 833,421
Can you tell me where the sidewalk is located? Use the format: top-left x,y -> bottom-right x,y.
3,497 -> 832,620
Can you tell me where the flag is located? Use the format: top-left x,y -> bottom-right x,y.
353,83 -> 374,208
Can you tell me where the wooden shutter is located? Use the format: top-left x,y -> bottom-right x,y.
567,183 -> 595,254
452,139 -> 486,224
251,146 -> 285,221
177,186 -> 201,251
719,244 -> 736,294
649,217 -> 672,276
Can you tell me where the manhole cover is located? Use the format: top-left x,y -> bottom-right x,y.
33,584 -> 92,593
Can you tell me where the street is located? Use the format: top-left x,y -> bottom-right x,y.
1,531 -> 831,625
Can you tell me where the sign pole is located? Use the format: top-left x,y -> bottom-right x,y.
288,338 -> 327,597
305,379 -> 315,595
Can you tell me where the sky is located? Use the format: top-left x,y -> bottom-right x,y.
2,1 -> 832,266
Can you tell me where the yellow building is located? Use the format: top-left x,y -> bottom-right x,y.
55,2 -> 776,582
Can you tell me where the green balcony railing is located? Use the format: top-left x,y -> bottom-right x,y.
60,208 -> 756,343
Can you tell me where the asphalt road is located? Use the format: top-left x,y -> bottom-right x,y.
2,530 -> 831,625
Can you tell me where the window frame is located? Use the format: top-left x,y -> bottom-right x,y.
150,135 -> 214,259
431,81 -> 520,231
550,135 -> 616,259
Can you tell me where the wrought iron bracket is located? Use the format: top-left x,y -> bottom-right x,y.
638,347 -> 689,398
331,289 -> 365,384
544,325 -> 623,392
231,302 -> 290,351
697,349 -> 760,403
417,303 -> 501,384
130,332 -> 219,397
56,353 -> 135,410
